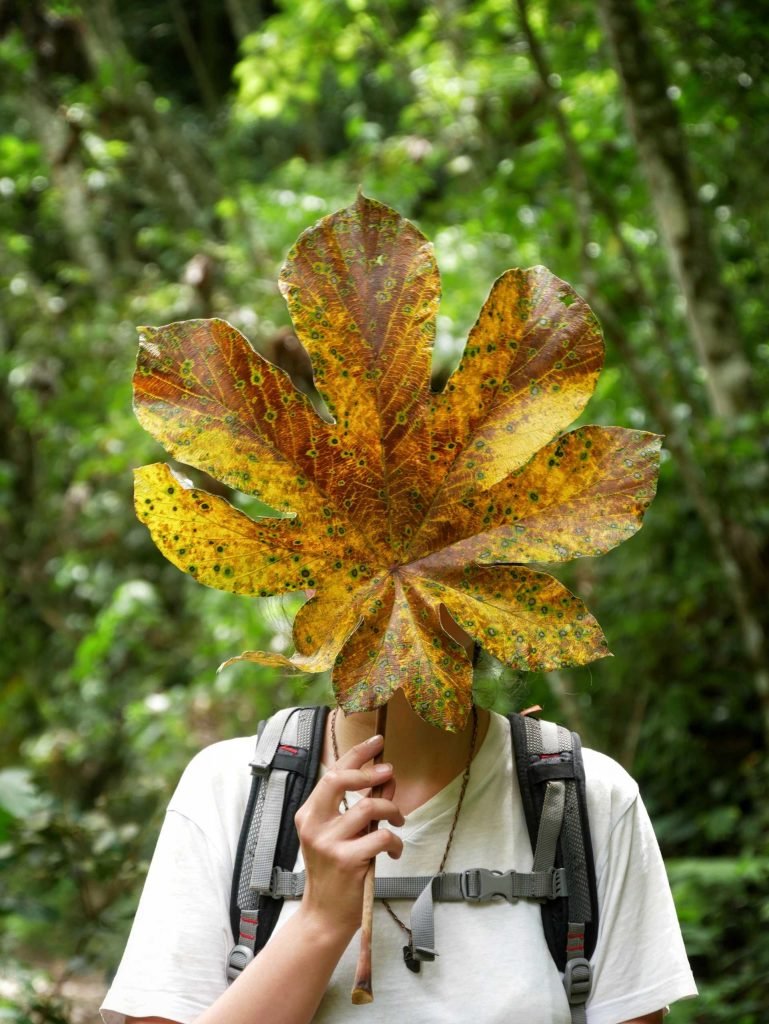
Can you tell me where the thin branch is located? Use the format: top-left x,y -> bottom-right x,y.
168,0 -> 220,116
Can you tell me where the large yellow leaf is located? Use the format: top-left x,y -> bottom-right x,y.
332,576 -> 473,732
134,462 -> 375,598
410,268 -> 604,558
280,193 -> 441,554
221,584 -> 376,675
411,426 -> 662,566
407,564 -> 608,672
134,318 -> 392,557
133,195 -> 661,731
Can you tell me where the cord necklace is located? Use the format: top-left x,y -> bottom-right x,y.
331,704 -> 478,972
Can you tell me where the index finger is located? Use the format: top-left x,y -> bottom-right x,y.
334,731 -> 384,770
308,734 -> 388,819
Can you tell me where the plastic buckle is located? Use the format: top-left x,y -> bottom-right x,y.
563,957 -> 592,1005
226,943 -> 255,981
461,868 -> 514,902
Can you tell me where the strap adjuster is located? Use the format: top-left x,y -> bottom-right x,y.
563,957 -> 592,1005
226,943 -> 255,980
270,866 -> 305,898
548,865 -> 568,899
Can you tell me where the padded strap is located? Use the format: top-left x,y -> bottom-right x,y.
248,709 -> 303,892
510,713 -> 598,978
230,706 -> 326,966
540,717 -> 592,1021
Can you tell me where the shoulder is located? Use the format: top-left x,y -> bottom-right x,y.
164,733 -> 259,867
169,734 -> 258,812
163,704 -> 312,858
493,712 -> 643,860
581,746 -> 640,831
489,712 -> 639,825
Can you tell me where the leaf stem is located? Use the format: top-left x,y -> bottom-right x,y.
351,702 -> 389,1004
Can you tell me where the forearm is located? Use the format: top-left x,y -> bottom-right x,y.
192,733 -> 399,1024
194,907 -> 353,1024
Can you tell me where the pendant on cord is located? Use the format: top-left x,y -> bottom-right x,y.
402,945 -> 421,973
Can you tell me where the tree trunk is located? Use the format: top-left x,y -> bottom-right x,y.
26,92 -> 113,294
224,0 -> 263,41
168,0 -> 220,116
596,304 -> 769,746
516,0 -> 769,745
595,0 -> 754,421
80,0 -> 215,227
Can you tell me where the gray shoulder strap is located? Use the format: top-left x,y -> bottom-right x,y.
249,706 -> 297,773
247,709 -> 303,892
522,716 -> 594,1024
228,706 -> 316,981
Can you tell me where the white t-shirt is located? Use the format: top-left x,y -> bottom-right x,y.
101,712 -> 696,1024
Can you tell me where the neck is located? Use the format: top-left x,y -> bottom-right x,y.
328,690 -> 489,815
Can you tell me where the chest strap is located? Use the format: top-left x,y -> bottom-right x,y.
267,865 -> 567,964
270,865 -> 566,902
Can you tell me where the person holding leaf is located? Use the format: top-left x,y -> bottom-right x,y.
101,196 -> 697,1024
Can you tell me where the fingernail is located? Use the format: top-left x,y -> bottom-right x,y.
372,762 -> 392,775
365,733 -> 383,746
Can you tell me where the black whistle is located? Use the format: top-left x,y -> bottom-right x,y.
402,945 -> 421,973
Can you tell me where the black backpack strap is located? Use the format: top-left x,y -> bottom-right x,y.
227,705 -> 329,980
508,714 -> 598,1021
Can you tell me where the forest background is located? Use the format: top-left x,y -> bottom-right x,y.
1,0 -> 767,1021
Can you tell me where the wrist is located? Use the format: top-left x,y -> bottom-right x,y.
294,902 -> 358,953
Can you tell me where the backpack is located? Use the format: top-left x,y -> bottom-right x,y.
227,706 -> 598,1024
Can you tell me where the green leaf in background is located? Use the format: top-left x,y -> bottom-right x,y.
0,769 -> 45,842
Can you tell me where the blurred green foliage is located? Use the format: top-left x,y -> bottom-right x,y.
0,0 -> 767,1019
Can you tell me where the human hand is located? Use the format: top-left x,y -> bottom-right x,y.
294,733 -> 404,939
